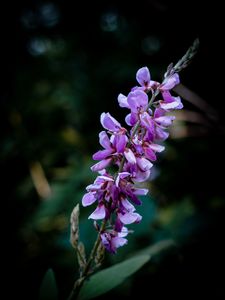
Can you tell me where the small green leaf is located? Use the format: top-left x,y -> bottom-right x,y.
39,269 -> 58,300
78,254 -> 150,300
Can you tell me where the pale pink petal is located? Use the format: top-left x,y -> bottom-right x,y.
136,66 -> 151,86
82,192 -> 97,206
88,205 -> 106,220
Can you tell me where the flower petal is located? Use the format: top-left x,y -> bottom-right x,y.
155,127 -> 169,141
118,211 -> 142,224
99,131 -> 111,149
88,204 -> 106,220
136,67 -> 151,86
160,93 -> 183,110
140,112 -> 155,135
82,192 -> 97,206
118,226 -> 129,237
160,73 -> 180,91
160,101 -> 180,110
133,169 -> 151,182
137,157 -> 153,171
100,112 -> 121,132
91,158 -> 112,172
154,107 -> 165,118
124,148 -> 136,164
125,113 -> 132,126
149,143 -> 165,152
127,90 -> 148,112
121,198 -> 135,212
155,116 -> 175,127
133,188 -> 149,195
144,147 -> 157,161
92,149 -> 113,160
118,93 -> 130,108
115,172 -> 130,187
114,134 -> 128,153
111,236 -> 128,249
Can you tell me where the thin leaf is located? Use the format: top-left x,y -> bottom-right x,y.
39,269 -> 58,300
135,239 -> 175,256
78,254 -> 150,300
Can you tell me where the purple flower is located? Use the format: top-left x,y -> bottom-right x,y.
160,73 -> 180,91
135,67 -> 160,91
100,227 -> 128,254
160,91 -> 183,110
118,198 -> 142,224
81,64 -> 184,254
100,112 -> 123,133
136,67 -> 151,87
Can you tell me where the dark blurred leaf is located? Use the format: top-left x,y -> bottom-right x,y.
78,255 -> 150,300
135,239 -> 175,256
39,269 -> 58,300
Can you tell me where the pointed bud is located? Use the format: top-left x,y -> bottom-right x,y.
94,242 -> 105,268
70,204 -> 80,249
77,242 -> 87,272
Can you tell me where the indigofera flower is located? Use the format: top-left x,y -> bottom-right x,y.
82,66 -> 182,253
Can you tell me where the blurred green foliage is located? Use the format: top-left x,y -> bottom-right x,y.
2,1 -> 225,299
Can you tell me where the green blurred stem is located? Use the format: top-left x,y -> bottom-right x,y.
68,219 -> 107,300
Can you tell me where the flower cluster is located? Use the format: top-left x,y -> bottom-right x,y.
82,67 -> 183,253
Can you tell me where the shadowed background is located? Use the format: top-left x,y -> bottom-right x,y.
1,0 -> 225,299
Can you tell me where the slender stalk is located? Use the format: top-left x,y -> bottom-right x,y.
68,220 -> 107,300
68,38 -> 199,300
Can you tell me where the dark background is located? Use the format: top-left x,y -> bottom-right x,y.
1,0 -> 225,299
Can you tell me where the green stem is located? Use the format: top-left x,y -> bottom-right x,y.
68,220 -> 107,300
